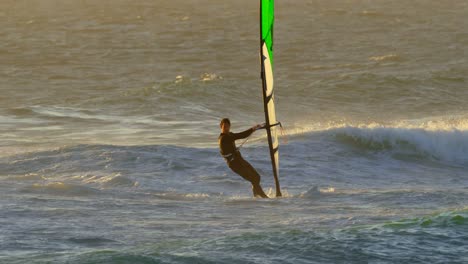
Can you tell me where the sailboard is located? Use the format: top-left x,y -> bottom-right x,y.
260,0 -> 282,197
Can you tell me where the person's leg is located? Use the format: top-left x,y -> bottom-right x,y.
244,163 -> 268,198
230,159 -> 268,198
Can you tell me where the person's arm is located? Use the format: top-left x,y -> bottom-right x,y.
232,128 -> 254,140
232,123 -> 265,140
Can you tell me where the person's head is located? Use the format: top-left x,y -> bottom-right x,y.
220,118 -> 230,133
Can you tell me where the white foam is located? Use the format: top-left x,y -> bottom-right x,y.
184,193 -> 211,198
289,115 -> 468,165
369,54 -> 400,62
81,173 -> 138,188
199,73 -> 222,82
265,187 -> 293,198
299,186 -> 335,199
337,125 -> 468,164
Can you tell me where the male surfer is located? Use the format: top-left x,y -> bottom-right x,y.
218,118 -> 269,198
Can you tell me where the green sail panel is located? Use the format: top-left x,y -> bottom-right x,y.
261,0 -> 274,68
260,0 -> 281,197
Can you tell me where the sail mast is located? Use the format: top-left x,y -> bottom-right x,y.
260,0 -> 281,197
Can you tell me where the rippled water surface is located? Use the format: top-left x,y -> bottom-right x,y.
1,0 -> 468,263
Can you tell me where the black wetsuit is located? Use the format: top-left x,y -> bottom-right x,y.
219,128 -> 268,198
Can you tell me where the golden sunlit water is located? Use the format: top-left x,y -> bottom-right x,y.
1,1 -> 468,263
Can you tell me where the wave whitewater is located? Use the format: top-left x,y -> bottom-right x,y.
286,117 -> 468,166
334,126 -> 468,165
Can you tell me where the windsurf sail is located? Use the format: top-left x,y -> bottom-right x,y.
260,0 -> 282,197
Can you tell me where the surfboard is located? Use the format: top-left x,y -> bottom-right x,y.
260,0 -> 282,197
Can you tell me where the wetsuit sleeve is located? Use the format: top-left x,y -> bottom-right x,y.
232,128 -> 254,140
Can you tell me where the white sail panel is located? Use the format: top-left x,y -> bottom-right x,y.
262,42 -> 281,196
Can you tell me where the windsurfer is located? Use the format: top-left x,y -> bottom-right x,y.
218,118 -> 269,198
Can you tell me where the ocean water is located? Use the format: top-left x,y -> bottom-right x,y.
1,0 -> 468,263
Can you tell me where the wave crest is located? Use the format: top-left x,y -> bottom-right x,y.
333,124 -> 468,165
289,116 -> 468,166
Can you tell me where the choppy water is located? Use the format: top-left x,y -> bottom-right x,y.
1,0 -> 468,263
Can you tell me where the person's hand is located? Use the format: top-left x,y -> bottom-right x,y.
252,123 -> 266,131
